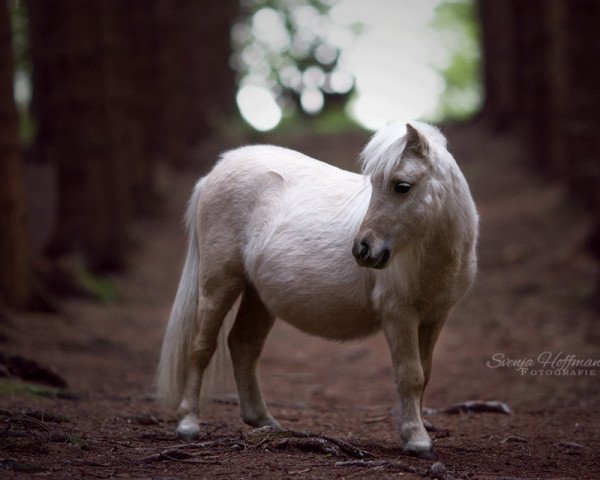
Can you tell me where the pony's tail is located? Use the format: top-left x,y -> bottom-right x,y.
156,178 -> 237,409
156,179 -> 205,409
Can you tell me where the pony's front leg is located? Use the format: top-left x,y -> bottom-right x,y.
382,310 -> 434,459
418,318 -> 446,411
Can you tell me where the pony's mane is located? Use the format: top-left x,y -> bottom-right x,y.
360,121 -> 447,181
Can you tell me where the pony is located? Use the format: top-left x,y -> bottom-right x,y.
156,121 -> 478,458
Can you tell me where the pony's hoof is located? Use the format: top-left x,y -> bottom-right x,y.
406,447 -> 436,460
176,426 -> 200,440
264,418 -> 283,430
404,438 -> 435,459
176,417 -> 201,440
242,414 -> 282,430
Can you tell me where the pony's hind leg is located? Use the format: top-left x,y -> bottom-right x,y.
228,285 -> 280,429
176,282 -> 242,439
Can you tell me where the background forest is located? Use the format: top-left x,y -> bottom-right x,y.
0,1 -> 599,478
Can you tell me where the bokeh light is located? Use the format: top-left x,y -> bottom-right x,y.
236,85 -> 282,131
234,0 -> 481,131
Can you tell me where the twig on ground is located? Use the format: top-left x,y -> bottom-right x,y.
442,400 -> 511,415
335,459 -> 416,473
140,448 -> 207,463
499,435 -> 527,444
138,426 -> 375,464
243,426 -> 373,459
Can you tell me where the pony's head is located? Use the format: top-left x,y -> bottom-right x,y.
352,121 -> 453,269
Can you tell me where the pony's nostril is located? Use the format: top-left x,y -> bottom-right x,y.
359,241 -> 370,260
352,240 -> 371,261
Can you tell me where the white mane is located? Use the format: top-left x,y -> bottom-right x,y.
360,121 -> 448,181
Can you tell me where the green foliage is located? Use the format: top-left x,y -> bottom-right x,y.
74,264 -> 123,304
219,104 -> 364,144
8,0 -> 34,145
308,105 -> 364,134
0,379 -> 54,398
8,0 -> 29,71
276,105 -> 364,136
17,108 -> 36,144
430,0 -> 483,120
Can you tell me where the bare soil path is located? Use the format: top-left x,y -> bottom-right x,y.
1,123 -> 598,479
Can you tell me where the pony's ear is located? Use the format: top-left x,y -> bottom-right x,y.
404,123 -> 429,158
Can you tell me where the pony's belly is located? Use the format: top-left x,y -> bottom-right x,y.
279,309 -> 381,341
257,289 -> 380,341
246,248 -> 379,340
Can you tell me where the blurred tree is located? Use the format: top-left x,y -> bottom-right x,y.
129,2 -> 166,210
0,0 -> 31,306
479,0 -> 561,140
479,0 -> 600,299
478,0 -> 517,129
27,0 -> 237,272
158,0 -> 237,165
559,1 -> 600,304
480,0 -> 600,202
557,1 -> 600,209
28,0 -> 138,271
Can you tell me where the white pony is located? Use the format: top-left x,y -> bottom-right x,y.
157,122 -> 478,458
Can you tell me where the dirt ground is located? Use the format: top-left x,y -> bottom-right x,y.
1,122 -> 599,479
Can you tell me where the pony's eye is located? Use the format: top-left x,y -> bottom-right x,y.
393,182 -> 412,194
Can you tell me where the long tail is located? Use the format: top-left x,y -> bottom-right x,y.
156,179 -> 205,408
156,179 -> 239,409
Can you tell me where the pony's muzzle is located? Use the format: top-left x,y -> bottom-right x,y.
352,238 -> 391,269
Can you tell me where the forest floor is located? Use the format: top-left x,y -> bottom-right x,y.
1,122 -> 599,479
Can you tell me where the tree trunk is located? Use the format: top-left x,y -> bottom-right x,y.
28,0 -> 238,270
157,0 -> 236,166
478,0 -> 518,130
560,0 -> 600,210
0,1 -> 31,306
28,0 -> 133,271
128,1 -> 165,213
542,0 -> 568,174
